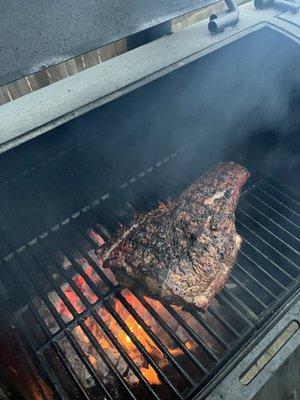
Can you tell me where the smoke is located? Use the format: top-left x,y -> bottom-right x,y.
0,25 -> 298,246
62,26 -> 300,197
138,26 -> 300,180
8,26 -> 299,209
161,26 -> 300,160
104,26 -> 300,184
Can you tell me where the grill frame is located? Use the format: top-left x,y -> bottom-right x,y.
0,7 -> 299,398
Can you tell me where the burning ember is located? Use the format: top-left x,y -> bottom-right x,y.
34,228 -> 225,394
55,277 -> 197,387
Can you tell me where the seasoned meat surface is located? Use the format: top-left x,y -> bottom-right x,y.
100,162 -> 250,311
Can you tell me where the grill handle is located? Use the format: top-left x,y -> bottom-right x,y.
205,297 -> 300,400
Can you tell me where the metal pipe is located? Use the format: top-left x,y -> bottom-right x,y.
254,0 -> 272,8
208,0 -> 239,34
254,0 -> 299,12
273,0 -> 300,12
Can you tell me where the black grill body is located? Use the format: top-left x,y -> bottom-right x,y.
0,26 -> 299,400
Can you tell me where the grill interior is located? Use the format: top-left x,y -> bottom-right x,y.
0,144 -> 299,400
0,27 -> 299,400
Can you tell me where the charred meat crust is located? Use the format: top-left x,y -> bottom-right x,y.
100,161 -> 250,311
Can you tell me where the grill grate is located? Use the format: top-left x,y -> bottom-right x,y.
0,148 -> 299,400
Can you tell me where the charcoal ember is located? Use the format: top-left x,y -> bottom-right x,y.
101,162 -> 250,311
32,296 -> 60,334
59,337 -> 96,389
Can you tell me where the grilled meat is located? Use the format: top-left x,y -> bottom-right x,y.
100,162 -> 250,311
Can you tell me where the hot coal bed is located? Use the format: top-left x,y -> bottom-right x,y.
0,27 -> 299,400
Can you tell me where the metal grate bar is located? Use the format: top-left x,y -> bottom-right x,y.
14,302 -> 52,349
91,309 -> 162,400
104,301 -> 184,399
137,294 -> 208,373
45,239 -> 102,305
58,332 -> 115,400
236,220 -> 295,283
238,245 -> 286,291
234,261 -> 277,301
43,250 -> 99,316
7,251 -> 66,340
189,310 -> 229,350
52,340 -> 106,400
255,187 -> 300,225
51,238 -> 110,300
32,351 -> 72,400
77,320 -> 138,399
220,287 -> 260,324
228,274 -> 268,309
249,189 -> 300,234
30,245 -> 82,319
243,195 -> 300,248
237,208 -> 300,269
215,292 -> 253,326
16,252 -> 67,331
64,234 -> 114,291
245,194 -> 300,243
247,193 -> 300,248
163,304 -> 219,364
205,307 -> 240,338
116,291 -> 195,385
261,180 -> 300,208
260,179 -> 300,207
